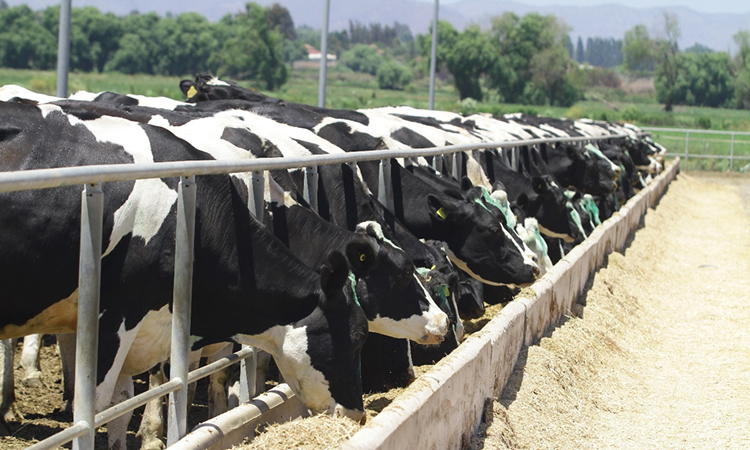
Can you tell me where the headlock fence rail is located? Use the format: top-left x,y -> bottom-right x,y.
1,132 -> 650,450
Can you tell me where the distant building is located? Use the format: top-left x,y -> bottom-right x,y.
293,44 -> 337,69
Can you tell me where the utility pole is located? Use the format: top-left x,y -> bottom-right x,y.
56,0 -> 72,98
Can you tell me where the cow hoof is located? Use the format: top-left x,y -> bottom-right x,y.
22,374 -> 44,388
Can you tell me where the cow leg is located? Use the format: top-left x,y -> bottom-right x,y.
20,334 -> 43,387
56,333 -> 76,412
206,345 -> 232,417
136,364 -> 166,450
107,372 -> 134,450
1,339 -> 20,432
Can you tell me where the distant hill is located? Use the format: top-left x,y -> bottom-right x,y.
7,0 -> 750,52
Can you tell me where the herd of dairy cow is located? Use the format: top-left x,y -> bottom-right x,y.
0,74 -> 665,449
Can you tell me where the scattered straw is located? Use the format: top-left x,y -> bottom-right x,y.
233,413 -> 361,450
470,174 -> 750,449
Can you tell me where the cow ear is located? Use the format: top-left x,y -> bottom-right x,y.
460,176 -> 473,191
531,177 -> 548,194
428,194 -> 453,222
345,237 -> 377,275
319,251 -> 350,306
516,193 -> 529,210
179,80 -> 198,100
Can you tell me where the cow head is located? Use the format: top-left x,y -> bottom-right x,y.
562,145 -> 618,196
179,73 -> 283,105
427,188 -> 539,288
242,249 -> 367,423
348,221 -> 448,345
517,175 -> 583,243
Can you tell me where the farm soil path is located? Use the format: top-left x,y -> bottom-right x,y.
472,172 -> 750,449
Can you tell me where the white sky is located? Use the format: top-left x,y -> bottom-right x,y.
420,0 -> 750,15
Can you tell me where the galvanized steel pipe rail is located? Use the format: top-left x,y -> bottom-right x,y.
6,132 -> 644,450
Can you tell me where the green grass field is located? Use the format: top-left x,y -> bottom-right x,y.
3,66 -> 750,170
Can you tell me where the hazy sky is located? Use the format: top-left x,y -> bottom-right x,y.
418,0 -> 750,15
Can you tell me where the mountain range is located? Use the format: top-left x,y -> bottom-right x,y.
8,0 -> 750,53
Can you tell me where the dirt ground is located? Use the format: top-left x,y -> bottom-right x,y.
470,171 -> 750,449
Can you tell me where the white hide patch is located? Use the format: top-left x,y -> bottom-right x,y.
121,305 -> 174,377
75,116 -> 178,255
0,85 -> 60,103
233,325 -> 334,414
95,319 -> 142,413
368,273 -> 448,343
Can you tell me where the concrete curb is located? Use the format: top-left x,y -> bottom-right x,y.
339,158 -> 680,450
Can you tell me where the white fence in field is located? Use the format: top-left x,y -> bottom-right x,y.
643,127 -> 750,171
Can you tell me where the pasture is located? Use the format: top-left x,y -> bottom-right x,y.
1,67 -> 749,133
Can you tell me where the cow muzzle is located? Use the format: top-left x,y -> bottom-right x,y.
333,404 -> 367,425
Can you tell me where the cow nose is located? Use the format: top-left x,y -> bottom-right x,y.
532,264 -> 541,278
613,166 -> 622,178
334,404 -> 366,424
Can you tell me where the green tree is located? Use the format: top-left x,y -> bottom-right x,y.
0,5 -> 56,69
445,25 -> 496,100
575,36 -> 584,64
666,52 -> 734,107
486,12 -> 579,106
341,44 -> 383,75
623,24 -> 655,73
376,60 -> 412,90
267,3 -> 296,40
654,13 -> 681,111
734,30 -> 750,108
208,3 -> 288,90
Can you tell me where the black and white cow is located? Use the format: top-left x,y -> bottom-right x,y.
0,101 -> 371,447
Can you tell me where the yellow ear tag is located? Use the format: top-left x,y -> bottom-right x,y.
437,207 -> 447,220
187,86 -> 197,98
444,287 -> 450,297
359,253 -> 366,262
430,265 -> 436,270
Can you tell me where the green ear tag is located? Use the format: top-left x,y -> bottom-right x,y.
437,207 -> 447,220
187,86 -> 197,98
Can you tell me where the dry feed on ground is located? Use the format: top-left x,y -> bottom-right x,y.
470,173 -> 750,450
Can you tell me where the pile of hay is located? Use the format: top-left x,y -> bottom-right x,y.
232,414 -> 360,450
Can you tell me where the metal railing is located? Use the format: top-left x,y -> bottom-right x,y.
642,127 -> 750,171
5,132 -> 644,450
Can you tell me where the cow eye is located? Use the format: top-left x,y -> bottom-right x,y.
489,226 -> 500,235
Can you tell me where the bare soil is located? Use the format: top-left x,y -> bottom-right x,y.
471,171 -> 750,449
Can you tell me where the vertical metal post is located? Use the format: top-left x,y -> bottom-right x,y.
684,130 -> 690,169
432,154 -> 442,174
730,132 -> 735,171
304,165 -> 319,213
167,175 -> 196,446
452,152 -> 461,181
56,0 -> 72,97
428,0 -> 439,110
238,346 -> 257,403
239,171 -> 264,403
73,182 -> 103,450
378,159 -> 393,210
317,0 -> 331,108
247,171 -> 265,220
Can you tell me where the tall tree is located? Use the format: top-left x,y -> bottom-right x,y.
486,12 -> 579,106
734,30 -> 750,109
654,12 -> 681,111
575,36 -> 585,64
623,24 -> 655,73
208,2 -> 287,90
